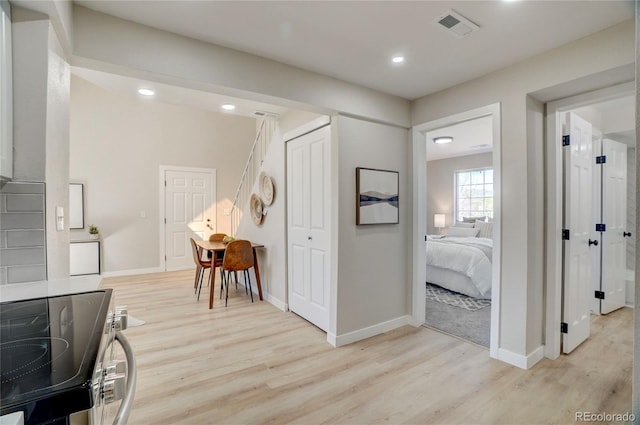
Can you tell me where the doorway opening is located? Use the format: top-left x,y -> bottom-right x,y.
544,82 -> 635,358
411,103 -> 502,358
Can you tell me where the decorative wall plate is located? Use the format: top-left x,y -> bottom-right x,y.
250,193 -> 264,225
260,172 -> 275,206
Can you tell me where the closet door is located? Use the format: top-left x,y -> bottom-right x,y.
287,125 -> 331,332
600,139 -> 627,314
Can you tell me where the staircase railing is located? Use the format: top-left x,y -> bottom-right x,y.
230,119 -> 275,236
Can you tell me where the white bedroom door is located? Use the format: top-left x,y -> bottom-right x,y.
600,139 -> 627,314
164,168 -> 215,271
287,125 -> 331,332
562,112 -> 594,354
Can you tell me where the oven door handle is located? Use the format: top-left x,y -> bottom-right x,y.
113,331 -> 136,425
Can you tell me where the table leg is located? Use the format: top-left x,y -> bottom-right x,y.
253,247 -> 263,301
209,262 -> 217,309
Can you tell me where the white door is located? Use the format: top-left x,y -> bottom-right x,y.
562,112 -> 593,354
287,126 -> 331,332
164,169 -> 215,271
600,139 -> 627,314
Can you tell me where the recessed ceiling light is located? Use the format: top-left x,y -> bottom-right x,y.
433,136 -> 453,144
137,88 -> 155,96
221,103 -> 236,111
391,55 -> 405,64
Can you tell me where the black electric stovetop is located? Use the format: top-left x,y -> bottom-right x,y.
0,289 -> 112,424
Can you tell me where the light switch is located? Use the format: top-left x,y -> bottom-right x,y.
56,206 -> 64,231
223,209 -> 231,216
139,210 -> 146,218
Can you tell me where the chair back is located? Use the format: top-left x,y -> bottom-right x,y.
209,233 -> 227,242
222,240 -> 254,271
190,238 -> 209,267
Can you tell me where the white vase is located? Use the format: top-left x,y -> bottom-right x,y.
89,233 -> 99,240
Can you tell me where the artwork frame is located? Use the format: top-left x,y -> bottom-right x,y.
356,167 -> 399,225
69,183 -> 85,229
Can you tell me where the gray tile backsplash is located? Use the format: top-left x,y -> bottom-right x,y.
0,181 -> 47,284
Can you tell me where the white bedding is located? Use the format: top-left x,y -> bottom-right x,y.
426,236 -> 493,299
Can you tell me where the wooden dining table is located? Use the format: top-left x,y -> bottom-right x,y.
194,239 -> 264,309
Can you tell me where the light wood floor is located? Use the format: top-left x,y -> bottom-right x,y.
101,271 -> 633,425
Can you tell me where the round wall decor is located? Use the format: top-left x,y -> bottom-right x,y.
260,172 -> 275,206
250,193 -> 264,225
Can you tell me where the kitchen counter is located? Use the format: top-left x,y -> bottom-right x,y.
0,275 -> 102,302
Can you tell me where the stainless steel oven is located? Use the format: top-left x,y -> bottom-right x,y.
0,290 -> 136,425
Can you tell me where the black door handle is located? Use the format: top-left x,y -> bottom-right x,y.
588,239 -> 598,247
623,232 -> 632,238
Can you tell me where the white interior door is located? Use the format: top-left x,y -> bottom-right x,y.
287,126 -> 331,332
600,139 -> 627,314
165,169 -> 215,271
562,112 -> 593,354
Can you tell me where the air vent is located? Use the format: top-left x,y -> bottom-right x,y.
434,10 -> 480,39
252,110 -> 280,119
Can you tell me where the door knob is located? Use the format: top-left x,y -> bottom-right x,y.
588,239 -> 598,247
623,231 -> 632,238
308,236 -> 312,240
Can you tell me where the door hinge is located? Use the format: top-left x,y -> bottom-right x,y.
424,235 -> 427,242
595,290 -> 605,300
595,155 -> 607,164
561,322 -> 568,334
562,229 -> 570,240
595,223 -> 606,232
562,135 -> 570,146
164,180 -> 167,186
164,218 -> 167,224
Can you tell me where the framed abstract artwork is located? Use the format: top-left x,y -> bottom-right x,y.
355,167 -> 399,225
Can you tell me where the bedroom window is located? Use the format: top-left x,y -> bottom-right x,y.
455,168 -> 493,221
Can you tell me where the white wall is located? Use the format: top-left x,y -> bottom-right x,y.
335,116 -> 410,335
70,76 -> 256,273
412,20 -> 634,360
426,153 -> 492,235
634,6 -> 640,414
45,25 -> 70,279
11,16 -> 70,280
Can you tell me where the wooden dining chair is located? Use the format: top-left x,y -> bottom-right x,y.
190,238 -> 212,301
207,233 -> 227,259
220,240 -> 255,306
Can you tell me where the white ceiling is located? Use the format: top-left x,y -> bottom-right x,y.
426,116 -> 493,161
72,67 -> 290,119
74,0 -> 634,100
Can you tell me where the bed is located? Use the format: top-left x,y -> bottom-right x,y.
426,235 -> 493,299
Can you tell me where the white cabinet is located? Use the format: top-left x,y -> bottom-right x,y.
70,240 -> 101,276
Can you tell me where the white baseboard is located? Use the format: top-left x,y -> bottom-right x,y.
498,345 -> 544,370
330,315 -> 411,348
101,267 -> 164,278
265,293 -> 287,311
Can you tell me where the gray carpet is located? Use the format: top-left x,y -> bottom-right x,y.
423,283 -> 491,348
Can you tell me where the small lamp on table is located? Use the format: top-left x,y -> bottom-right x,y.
434,214 -> 446,235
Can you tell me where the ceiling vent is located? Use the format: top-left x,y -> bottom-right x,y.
434,10 -> 480,39
252,110 -> 280,119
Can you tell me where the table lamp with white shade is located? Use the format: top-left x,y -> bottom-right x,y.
434,214 -> 446,234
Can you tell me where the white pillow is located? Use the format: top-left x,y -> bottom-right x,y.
475,220 -> 493,238
446,226 -> 480,237
454,221 -> 475,228
462,216 -> 487,223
